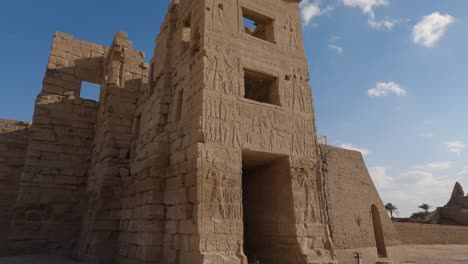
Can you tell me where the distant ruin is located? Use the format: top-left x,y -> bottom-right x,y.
429,182 -> 468,226
0,1 -> 408,263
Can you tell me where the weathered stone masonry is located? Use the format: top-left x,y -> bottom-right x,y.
0,119 -> 30,254
0,1 -> 406,264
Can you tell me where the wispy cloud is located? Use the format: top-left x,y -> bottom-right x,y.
415,161 -> 452,171
412,12 -> 454,48
342,0 -> 396,30
457,166 -> 468,176
328,36 -> 344,55
418,133 -> 434,138
367,82 -> 406,97
368,18 -> 397,30
369,166 -> 393,188
445,141 -> 465,155
340,143 -> 370,156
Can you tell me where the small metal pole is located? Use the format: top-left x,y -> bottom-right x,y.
354,252 -> 363,264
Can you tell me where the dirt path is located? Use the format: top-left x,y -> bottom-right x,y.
406,244 -> 468,264
1,245 -> 468,264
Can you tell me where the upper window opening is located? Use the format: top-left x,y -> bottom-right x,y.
244,69 -> 280,106
182,16 -> 192,52
80,81 -> 100,102
242,8 -> 275,43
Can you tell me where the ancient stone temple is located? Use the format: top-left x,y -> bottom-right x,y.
0,1 -> 407,263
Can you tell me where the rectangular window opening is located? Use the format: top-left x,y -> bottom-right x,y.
182,16 -> 192,52
176,90 -> 184,122
134,114 -> 142,139
242,7 -> 275,43
244,69 -> 280,106
80,81 -> 100,102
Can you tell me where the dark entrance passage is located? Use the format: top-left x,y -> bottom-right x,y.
371,204 -> 388,258
241,150 -> 301,264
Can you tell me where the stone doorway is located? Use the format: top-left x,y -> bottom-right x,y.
241,150 -> 299,264
371,204 -> 388,258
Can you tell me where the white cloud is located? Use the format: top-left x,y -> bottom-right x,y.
367,82 -> 406,97
445,141 -> 465,154
369,166 -> 393,188
300,0 -> 335,26
328,36 -> 344,55
342,0 -> 388,16
412,12 -> 454,48
342,0 -> 396,30
300,0 -> 322,25
339,143 -> 370,156
399,170 -> 434,184
415,161 -> 452,171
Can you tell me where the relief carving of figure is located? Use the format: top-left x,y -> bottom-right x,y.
297,168 -> 318,223
204,44 -> 238,94
206,168 -> 225,219
291,67 -> 308,112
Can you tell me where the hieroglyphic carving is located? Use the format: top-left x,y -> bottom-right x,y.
286,14 -> 299,50
209,0 -> 227,25
204,45 -> 239,95
289,67 -> 313,113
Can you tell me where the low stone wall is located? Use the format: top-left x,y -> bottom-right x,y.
0,119 -> 30,242
395,223 -> 468,245
439,207 -> 468,226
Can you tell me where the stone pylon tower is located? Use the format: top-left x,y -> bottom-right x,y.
1,0 -> 338,263
126,0 -> 336,263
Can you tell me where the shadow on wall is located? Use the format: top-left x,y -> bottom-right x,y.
2,52 -> 145,258
0,123 -> 30,255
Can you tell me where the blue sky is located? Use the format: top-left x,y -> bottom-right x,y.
1,0 -> 467,217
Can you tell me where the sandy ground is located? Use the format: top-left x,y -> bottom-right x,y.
0,245 -> 467,263
405,244 -> 468,264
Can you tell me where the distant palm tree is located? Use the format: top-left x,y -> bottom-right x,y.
385,203 -> 399,219
419,203 -> 431,214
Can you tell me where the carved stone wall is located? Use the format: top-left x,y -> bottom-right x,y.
196,0 -> 334,263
